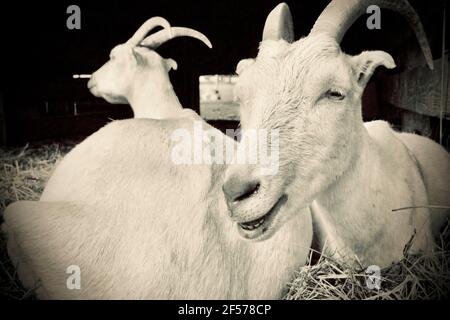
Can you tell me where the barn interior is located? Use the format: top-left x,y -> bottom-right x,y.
0,0 -> 448,147
0,0 -> 449,300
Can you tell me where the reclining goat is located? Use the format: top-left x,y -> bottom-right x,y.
2,17 -> 312,299
222,0 -> 450,267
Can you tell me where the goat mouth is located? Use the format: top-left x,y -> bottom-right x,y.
237,195 -> 287,240
87,81 -> 96,90
88,86 -> 100,97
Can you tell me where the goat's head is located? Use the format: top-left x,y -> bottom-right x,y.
88,17 -> 212,104
223,0 -> 433,241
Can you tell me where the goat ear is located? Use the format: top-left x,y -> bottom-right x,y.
132,47 -> 149,66
236,59 -> 255,75
351,51 -> 396,88
164,58 -> 178,72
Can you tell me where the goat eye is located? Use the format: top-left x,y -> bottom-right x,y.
326,89 -> 345,101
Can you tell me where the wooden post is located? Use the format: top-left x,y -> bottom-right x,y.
0,92 -> 6,146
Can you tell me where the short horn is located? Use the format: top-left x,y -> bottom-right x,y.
139,27 -> 212,49
309,0 -> 433,70
262,3 -> 294,43
126,17 -> 172,47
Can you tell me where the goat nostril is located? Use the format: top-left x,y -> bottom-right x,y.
223,178 -> 260,204
234,182 -> 260,202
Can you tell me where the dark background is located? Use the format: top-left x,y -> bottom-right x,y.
0,0 -> 447,146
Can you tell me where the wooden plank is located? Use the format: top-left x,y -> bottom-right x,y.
383,56 -> 449,118
0,92 -> 6,145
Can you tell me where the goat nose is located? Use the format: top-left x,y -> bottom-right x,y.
87,77 -> 94,89
222,175 -> 260,204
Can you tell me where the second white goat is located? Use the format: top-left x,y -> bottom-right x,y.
2,17 -> 313,299
88,17 -> 211,119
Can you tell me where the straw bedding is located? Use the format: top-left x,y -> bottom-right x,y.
0,143 -> 448,299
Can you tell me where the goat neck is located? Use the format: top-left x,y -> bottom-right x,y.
310,121 -> 432,266
128,69 -> 183,119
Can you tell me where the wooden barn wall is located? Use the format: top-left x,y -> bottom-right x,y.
382,55 -> 449,118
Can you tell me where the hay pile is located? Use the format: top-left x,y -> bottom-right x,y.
285,226 -> 450,300
0,143 -> 448,300
0,143 -> 72,210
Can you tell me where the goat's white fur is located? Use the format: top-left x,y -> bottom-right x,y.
2,18 -> 313,299
3,118 -> 312,299
224,4 -> 450,267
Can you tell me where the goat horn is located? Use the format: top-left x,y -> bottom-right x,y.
309,0 -> 434,70
262,3 -> 294,43
139,27 -> 212,49
127,17 -> 172,47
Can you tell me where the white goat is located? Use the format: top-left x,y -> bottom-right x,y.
2,17 -> 312,299
222,0 -> 450,267
87,17 -> 212,119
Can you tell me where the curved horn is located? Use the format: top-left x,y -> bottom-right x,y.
309,0 -> 433,69
139,27 -> 212,49
262,3 -> 294,43
126,17 -> 172,47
